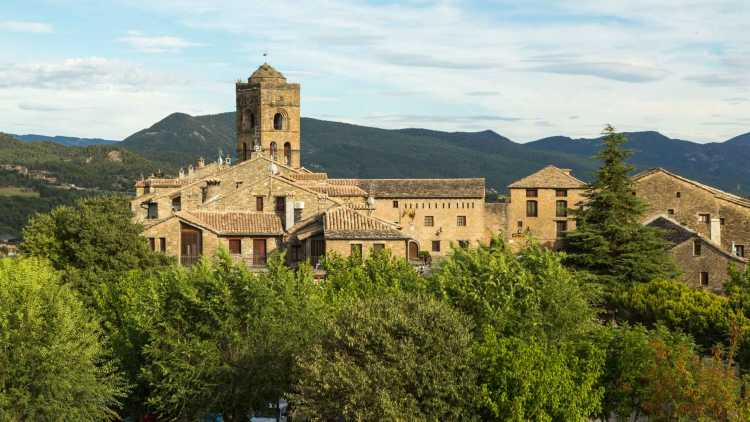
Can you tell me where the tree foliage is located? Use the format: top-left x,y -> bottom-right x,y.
0,258 -> 126,421
564,125 -> 677,286
20,195 -> 171,296
291,292 -> 479,421
141,251 -> 326,421
431,238 -> 605,420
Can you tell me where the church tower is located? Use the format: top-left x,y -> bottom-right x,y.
235,63 -> 301,168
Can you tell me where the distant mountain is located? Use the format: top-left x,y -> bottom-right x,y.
120,113 -> 598,190
526,131 -> 750,193
13,134 -> 118,147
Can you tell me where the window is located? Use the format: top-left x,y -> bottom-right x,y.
693,239 -> 702,256
148,237 -> 155,251
555,189 -> 567,197
720,218 -> 726,225
294,208 -> 302,224
526,189 -> 538,197
556,200 -> 568,217
159,237 -> 166,253
270,142 -> 278,160
147,203 -> 158,219
556,221 -> 568,239
457,216 -> 467,226
667,208 -> 675,215
275,196 -> 286,213
350,243 -> 362,258
284,142 -> 292,165
699,272 -> 709,287
392,200 -> 399,208
256,196 -> 264,211
171,196 -> 181,212
228,238 -> 242,255
432,240 -> 441,252
676,191 -> 681,198
373,243 -> 385,253
735,245 -> 745,258
242,142 -> 248,161
424,216 -> 434,227
458,240 -> 469,248
526,200 -> 538,217
699,213 -> 710,223
201,187 -> 208,203
273,113 -> 284,130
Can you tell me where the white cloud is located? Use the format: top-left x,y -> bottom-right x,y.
0,20 -> 53,33
118,30 -> 203,53
0,57 -> 181,91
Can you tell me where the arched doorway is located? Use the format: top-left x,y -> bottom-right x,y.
408,240 -> 419,261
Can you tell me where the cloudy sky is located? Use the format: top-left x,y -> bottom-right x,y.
1,0 -> 748,142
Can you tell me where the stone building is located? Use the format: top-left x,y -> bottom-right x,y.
505,165 -> 586,249
132,64 -> 502,267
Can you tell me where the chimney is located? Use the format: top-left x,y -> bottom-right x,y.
285,197 -> 294,230
710,217 -> 721,245
188,165 -> 194,176
178,168 -> 185,179
197,157 -> 205,168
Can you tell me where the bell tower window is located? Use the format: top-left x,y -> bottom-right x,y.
270,142 -> 278,160
284,142 -> 291,165
273,112 -> 284,130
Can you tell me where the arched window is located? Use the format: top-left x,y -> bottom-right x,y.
270,142 -> 278,161
283,142 -> 291,165
273,113 -> 284,130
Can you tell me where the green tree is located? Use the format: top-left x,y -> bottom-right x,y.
141,251 -> 325,421
612,278 -> 750,362
564,125 -> 677,286
0,258 -> 126,421
20,195 -> 171,297
291,292 -> 479,421
321,248 -> 425,300
430,238 -> 605,420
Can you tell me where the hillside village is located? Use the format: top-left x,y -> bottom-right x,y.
133,63 -> 749,290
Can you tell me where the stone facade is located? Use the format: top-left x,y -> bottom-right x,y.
634,168 -> 750,260
505,165 -> 586,250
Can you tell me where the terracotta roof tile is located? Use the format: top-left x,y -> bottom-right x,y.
178,211 -> 284,235
324,207 -> 407,240
307,185 -> 368,197
338,178 -> 485,198
291,172 -> 328,181
508,165 -> 586,189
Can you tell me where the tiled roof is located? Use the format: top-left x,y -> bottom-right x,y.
324,207 -> 407,240
291,172 -> 328,181
249,63 -> 286,82
508,165 -> 586,189
178,211 -> 284,235
633,168 -> 750,208
136,178 -> 186,188
346,178 -> 485,198
307,184 -> 368,197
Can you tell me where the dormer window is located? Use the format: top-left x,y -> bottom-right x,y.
147,202 -> 158,219
171,196 -> 181,212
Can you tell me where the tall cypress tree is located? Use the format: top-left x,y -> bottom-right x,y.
564,125 -> 677,286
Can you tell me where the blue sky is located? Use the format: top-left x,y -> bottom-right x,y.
1,0 -> 748,142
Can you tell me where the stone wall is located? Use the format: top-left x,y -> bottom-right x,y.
671,237 -> 746,291
506,187 -> 585,249
371,198 -> 487,258
326,239 -> 407,260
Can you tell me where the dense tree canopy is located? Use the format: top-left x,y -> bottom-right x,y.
291,292 -> 479,421
0,258 -> 126,421
20,195 -> 170,296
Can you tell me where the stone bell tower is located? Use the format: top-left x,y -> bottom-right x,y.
235,63 -> 301,168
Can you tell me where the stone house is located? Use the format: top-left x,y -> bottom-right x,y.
505,165 -> 587,250
646,215 -> 746,291
132,64 -> 503,267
